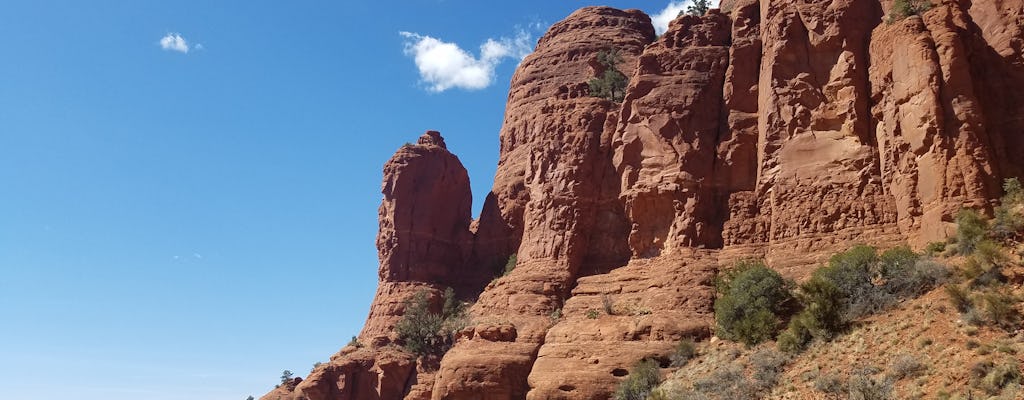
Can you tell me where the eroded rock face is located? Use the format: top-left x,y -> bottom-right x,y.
264,2 -> 1024,399
431,7 -> 655,400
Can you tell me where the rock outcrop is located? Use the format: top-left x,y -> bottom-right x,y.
263,1 -> 1024,399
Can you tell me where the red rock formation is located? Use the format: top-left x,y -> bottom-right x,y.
432,7 -> 654,400
264,2 -> 1024,399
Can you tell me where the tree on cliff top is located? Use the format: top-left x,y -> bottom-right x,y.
588,49 -> 628,103
684,0 -> 711,16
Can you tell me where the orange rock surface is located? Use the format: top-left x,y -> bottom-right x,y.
264,1 -> 1024,399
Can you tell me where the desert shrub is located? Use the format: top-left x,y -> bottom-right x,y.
588,49 -> 628,102
848,367 -> 894,400
395,288 -> 466,357
603,294 -> 616,315
715,259 -> 764,294
670,338 -> 697,367
889,354 -> 925,380
945,284 -> 973,313
890,0 -> 932,19
613,359 -> 661,400
347,335 -> 362,348
980,361 -> 1022,395
693,363 -> 756,400
714,262 -> 794,346
882,248 -> 949,298
993,178 -> 1024,239
957,209 -> 989,255
816,245 -> 882,318
925,241 -> 947,256
501,254 -> 517,276
980,291 -> 1019,328
586,309 -> 600,319
814,373 -> 845,395
750,348 -> 789,391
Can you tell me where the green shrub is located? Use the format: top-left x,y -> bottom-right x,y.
981,361 -> 1021,395
715,259 -> 763,294
603,294 -> 616,315
586,309 -> 600,319
890,0 -> 932,19
889,354 -> 925,380
750,349 -> 789,391
588,49 -> 628,102
957,209 -> 989,255
814,373 -> 844,395
848,367 -> 893,400
613,359 -> 661,400
670,338 -> 697,367
714,262 -> 794,346
347,335 -> 362,348
945,284 -> 973,313
501,254 -> 517,276
395,288 -> 466,358
692,363 -> 755,399
981,291 -> 1019,329
992,178 -> 1023,239
925,241 -> 947,256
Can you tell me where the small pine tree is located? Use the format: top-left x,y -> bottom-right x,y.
280,370 -> 293,384
247,396 -> 255,400
685,0 -> 711,16
588,49 -> 628,102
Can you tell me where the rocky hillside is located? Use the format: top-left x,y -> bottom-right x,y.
262,1 -> 1024,399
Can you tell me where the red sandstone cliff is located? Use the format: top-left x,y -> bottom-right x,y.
263,1 -> 1024,399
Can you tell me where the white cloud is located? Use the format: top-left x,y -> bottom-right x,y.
159,33 -> 190,53
651,1 -> 693,36
399,29 -> 535,92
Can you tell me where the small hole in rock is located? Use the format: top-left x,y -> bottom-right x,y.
558,385 -> 576,392
611,368 -> 629,377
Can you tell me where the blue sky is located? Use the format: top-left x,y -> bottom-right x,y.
0,1 -> 695,399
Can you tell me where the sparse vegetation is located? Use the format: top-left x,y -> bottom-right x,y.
603,294 -> 616,315
613,359 -> 662,400
779,245 -> 948,353
670,338 -> 697,367
890,0 -> 933,20
975,360 -> 1022,395
750,348 -> 789,392
993,178 -> 1024,240
957,209 -> 989,255
550,307 -> 563,322
502,254 -> 517,276
714,260 -> 794,346
925,241 -> 946,256
395,287 -> 467,358
814,373 -> 845,395
692,363 -> 755,399
847,367 -> 893,400
889,354 -> 925,380
586,309 -> 600,319
588,49 -> 628,102
347,335 -> 362,348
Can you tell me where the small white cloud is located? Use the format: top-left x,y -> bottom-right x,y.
651,1 -> 693,36
194,43 -> 204,51
193,253 -> 203,259
399,28 -> 535,92
159,33 -> 190,53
